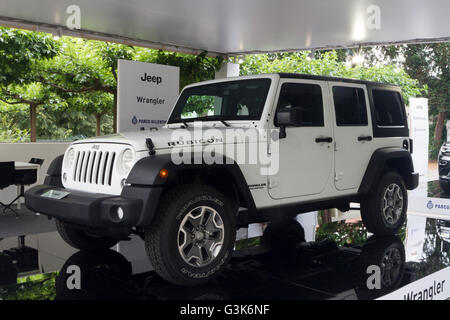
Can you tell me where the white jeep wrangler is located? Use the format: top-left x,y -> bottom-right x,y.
25,73 -> 418,286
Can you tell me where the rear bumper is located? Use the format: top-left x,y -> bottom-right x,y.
25,184 -> 162,234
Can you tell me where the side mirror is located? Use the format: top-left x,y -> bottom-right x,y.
276,107 -> 303,139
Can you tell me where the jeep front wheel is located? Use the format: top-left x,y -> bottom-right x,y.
360,171 -> 407,236
145,184 -> 236,286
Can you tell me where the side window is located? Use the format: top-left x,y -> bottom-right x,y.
332,86 -> 368,126
372,89 -> 405,126
276,83 -> 324,127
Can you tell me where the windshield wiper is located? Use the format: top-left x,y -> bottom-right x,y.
219,119 -> 231,127
181,120 -> 189,128
189,116 -> 232,127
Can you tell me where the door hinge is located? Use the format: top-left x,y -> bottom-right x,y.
334,142 -> 341,151
335,172 -> 343,181
268,178 -> 279,189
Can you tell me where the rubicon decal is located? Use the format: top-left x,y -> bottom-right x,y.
167,137 -> 224,146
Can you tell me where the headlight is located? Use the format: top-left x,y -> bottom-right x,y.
64,148 -> 76,170
120,148 -> 134,173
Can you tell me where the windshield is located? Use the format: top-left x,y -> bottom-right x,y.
168,79 -> 272,123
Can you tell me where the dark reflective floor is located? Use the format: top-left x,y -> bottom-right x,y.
0,213 -> 449,300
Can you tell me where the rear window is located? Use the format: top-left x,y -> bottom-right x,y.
332,86 -> 368,126
372,89 -> 405,126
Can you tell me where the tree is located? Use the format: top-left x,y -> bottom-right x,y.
68,92 -> 114,136
0,27 -> 59,142
403,44 -> 449,156
359,43 -> 449,159
0,26 -> 224,141
240,51 -> 424,104
0,27 -> 58,85
37,39 -> 223,134
0,83 -> 64,141
35,38 -> 120,132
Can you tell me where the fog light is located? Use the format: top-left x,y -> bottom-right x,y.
110,206 -> 125,222
117,207 -> 124,220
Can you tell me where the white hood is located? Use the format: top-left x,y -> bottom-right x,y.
72,123 -> 267,152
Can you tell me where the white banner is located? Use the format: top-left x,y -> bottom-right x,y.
409,98 -> 429,176
378,266 -> 450,300
405,214 -> 427,262
117,59 -> 179,132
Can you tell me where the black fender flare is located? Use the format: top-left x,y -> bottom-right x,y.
358,147 -> 417,194
44,154 -> 64,187
125,153 -> 257,212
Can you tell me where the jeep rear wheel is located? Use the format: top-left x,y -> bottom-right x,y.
145,184 -> 236,286
360,171 -> 407,236
55,220 -> 119,251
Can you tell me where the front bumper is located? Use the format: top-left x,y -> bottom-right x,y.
25,184 -> 162,233
438,155 -> 450,176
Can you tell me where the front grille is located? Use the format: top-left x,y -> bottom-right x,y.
73,150 -> 116,186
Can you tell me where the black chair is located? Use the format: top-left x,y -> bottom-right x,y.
8,159 -> 43,216
1,159 -> 42,216
0,162 -> 16,213
0,162 -> 15,190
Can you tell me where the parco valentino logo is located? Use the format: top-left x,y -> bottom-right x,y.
427,200 -> 434,209
132,116 -> 138,125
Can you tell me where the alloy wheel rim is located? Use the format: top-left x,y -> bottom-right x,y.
380,247 -> 402,286
177,206 -> 225,267
382,183 -> 403,225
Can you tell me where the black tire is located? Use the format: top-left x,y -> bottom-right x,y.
360,171 -> 407,236
356,236 -> 405,299
55,220 -> 119,251
261,218 -> 306,249
55,250 -> 132,300
145,184 -> 236,286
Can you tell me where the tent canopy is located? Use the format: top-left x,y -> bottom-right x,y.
0,0 -> 449,56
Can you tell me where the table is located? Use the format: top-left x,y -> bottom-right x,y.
15,162 -> 40,170
14,162 -> 39,210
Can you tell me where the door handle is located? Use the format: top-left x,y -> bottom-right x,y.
315,137 -> 333,143
357,135 -> 372,141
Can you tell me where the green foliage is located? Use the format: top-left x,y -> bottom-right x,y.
316,220 -> 368,246
0,27 -> 59,85
240,51 -> 424,104
0,115 -> 30,142
0,28 -> 223,141
0,272 -> 57,300
354,44 -> 449,159
0,25 -> 434,143
0,100 -> 112,141
184,95 -> 215,115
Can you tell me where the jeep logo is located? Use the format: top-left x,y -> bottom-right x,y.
92,145 -> 100,150
140,72 -> 162,85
